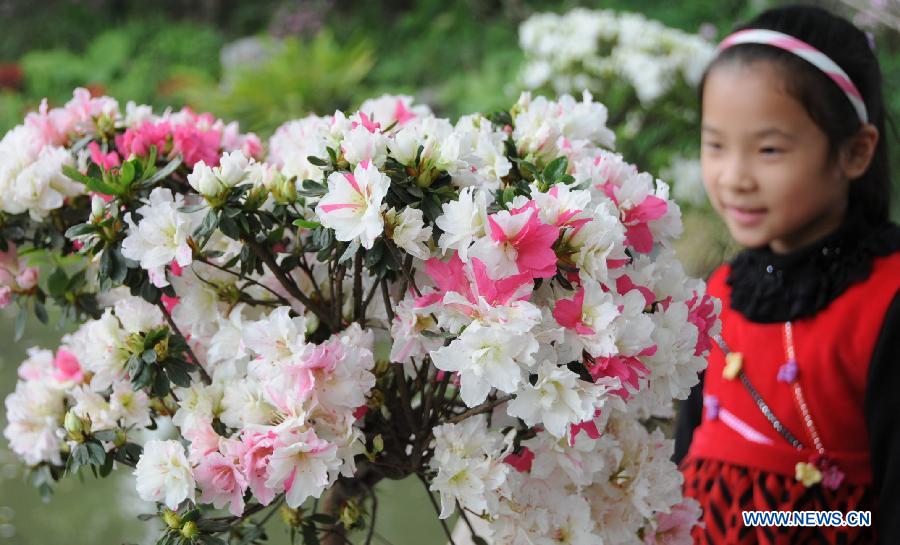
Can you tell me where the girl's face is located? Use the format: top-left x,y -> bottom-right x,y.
700,61 -> 850,253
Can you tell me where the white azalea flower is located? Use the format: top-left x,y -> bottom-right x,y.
134,439 -> 196,510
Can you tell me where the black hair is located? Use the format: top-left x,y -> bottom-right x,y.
700,4 -> 891,226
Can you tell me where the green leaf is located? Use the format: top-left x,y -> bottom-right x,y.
307,155 -> 328,167
63,165 -> 121,196
65,223 -> 97,239
151,368 -> 170,397
147,156 -> 183,184
293,218 -> 322,229
298,179 -> 327,198
164,361 -> 192,388
542,156 -> 569,185
515,159 -> 537,180
34,301 -> 48,324
309,514 -> 336,525
61,165 -> 95,185
194,209 -> 218,240
71,444 -> 90,467
14,308 -> 26,341
92,429 -> 118,442
141,349 -> 158,364
301,522 -> 320,545
218,215 -> 240,240
85,440 -> 107,465
47,268 -> 68,297
119,160 -> 136,186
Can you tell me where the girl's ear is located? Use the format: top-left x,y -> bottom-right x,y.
841,124 -> 879,180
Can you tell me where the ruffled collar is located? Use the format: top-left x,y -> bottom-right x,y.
727,214 -> 900,323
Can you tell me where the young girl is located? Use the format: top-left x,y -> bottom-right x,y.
674,5 -> 900,544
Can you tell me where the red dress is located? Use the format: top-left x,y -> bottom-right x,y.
679,224 -> 900,545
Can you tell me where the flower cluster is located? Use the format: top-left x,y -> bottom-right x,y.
0,88 -> 262,223
1,89 -> 717,545
519,8 -> 715,103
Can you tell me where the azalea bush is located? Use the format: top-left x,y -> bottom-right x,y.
518,7 -> 716,207
1,87 -> 718,545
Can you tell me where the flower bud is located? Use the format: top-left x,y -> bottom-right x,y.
180,521 -> 198,540
187,161 -> 222,197
90,195 -> 106,222
217,150 -> 249,187
280,506 -> 303,528
64,410 -> 86,442
15,267 -> 39,290
162,508 -> 182,529
0,286 -> 11,309
339,499 -> 362,529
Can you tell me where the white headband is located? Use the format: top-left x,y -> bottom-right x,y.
718,29 -> 869,124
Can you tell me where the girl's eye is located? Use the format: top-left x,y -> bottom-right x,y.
760,146 -> 783,155
703,141 -> 722,151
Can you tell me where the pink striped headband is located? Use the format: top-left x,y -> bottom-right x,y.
718,29 -> 869,124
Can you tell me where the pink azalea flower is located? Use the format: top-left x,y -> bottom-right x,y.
195,440 -> 249,517
115,120 -> 171,159
241,430 -> 279,506
52,349 -> 83,384
503,447 -> 535,473
352,112 -> 381,133
183,421 -> 221,464
14,266 -> 39,290
686,291 -> 718,356
393,99 -> 417,125
88,141 -> 121,171
586,350 -> 653,399
552,287 -> 596,335
568,408 -> 604,445
484,207 -> 560,278
173,114 -> 222,167
24,99 -> 69,147
279,339 -> 343,404
601,182 -> 668,253
0,243 -> 38,291
161,294 -> 180,314
616,275 -> 655,307
418,253 -> 533,310
0,286 -> 11,308
645,498 -> 702,545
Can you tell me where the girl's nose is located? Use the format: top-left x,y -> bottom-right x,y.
718,156 -> 756,192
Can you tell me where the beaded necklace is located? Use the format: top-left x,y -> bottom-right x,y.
714,322 -> 845,490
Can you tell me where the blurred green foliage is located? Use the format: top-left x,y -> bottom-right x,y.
179,32 -> 375,136
19,20 -> 223,109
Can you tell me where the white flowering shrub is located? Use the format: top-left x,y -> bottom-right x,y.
1,89 -> 717,545
519,8 -> 715,207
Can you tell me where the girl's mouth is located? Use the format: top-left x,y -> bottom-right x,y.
726,205 -> 768,226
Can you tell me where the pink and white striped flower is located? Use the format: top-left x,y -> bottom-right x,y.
468,205 -> 559,279
315,160 -> 389,249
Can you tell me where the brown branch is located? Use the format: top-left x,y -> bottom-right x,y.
244,237 -> 338,331
353,249 -> 364,325
156,301 -> 212,385
195,256 -> 290,306
448,394 -> 514,424
416,472 -> 457,545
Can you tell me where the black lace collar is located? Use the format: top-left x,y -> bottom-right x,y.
727,214 -> 900,323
